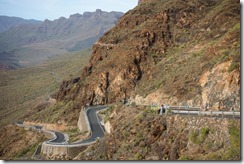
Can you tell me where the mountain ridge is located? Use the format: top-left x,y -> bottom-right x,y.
0,10 -> 123,69
0,0 -> 240,160
0,16 -> 41,33
54,0 -> 240,113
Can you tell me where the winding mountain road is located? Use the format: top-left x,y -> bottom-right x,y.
72,105 -> 106,144
16,104 -> 239,159
45,105 -> 107,145
16,105 -> 108,146
17,105 -> 239,146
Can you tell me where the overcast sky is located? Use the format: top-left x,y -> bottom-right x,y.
0,0 -> 138,21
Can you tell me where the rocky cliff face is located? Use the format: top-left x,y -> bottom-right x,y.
138,0 -> 153,4
55,0 -> 240,112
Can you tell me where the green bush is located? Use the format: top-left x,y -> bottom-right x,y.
130,102 -> 137,106
179,155 -> 191,160
198,127 -> 210,143
166,108 -> 173,114
189,127 -> 210,144
228,61 -> 240,72
222,121 -> 240,160
189,130 -> 198,143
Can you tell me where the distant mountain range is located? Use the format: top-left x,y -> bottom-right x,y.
0,9 -> 123,69
0,16 -> 42,33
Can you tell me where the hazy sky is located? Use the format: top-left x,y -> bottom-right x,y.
0,0 -> 138,21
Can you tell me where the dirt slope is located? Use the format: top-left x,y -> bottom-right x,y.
55,0 -> 240,112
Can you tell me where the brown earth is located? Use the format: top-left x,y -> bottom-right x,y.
138,0 -> 153,4
4,0 -> 239,160
24,121 -> 69,132
76,105 -> 240,160
53,0 -> 240,125
0,125 -> 45,160
52,0 -> 240,160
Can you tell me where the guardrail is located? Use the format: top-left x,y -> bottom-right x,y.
42,130 -> 57,144
42,106 -> 108,148
16,106 -> 107,157
17,104 -> 239,159
147,104 -> 240,118
15,122 -> 68,144
148,104 -> 200,111
42,140 -> 97,148
168,106 -> 200,111
169,109 -> 240,118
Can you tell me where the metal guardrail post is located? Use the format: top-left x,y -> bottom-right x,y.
210,110 -> 212,117
222,111 -> 224,119
233,111 -> 235,119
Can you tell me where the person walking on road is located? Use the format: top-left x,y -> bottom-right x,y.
160,104 -> 165,115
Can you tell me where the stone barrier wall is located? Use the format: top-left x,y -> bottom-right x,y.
41,143 -> 87,159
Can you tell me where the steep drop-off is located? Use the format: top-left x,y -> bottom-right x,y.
55,0 -> 240,113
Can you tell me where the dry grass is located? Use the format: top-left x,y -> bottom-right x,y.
0,125 -> 46,160
0,50 -> 90,126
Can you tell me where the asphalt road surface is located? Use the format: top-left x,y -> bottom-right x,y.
16,105 -> 107,146
70,105 -> 107,145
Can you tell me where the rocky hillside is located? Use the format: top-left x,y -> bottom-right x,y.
11,0 -> 240,160
55,0 -> 240,113
0,10 -> 123,68
0,16 -> 41,33
138,0 -> 153,4
0,124 -> 45,160
76,106 -> 240,160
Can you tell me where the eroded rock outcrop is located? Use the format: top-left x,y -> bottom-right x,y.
55,0 -> 240,112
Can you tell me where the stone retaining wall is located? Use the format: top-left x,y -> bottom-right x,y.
41,143 -> 87,159
77,108 -> 89,132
